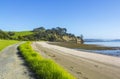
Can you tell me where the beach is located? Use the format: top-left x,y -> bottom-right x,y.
32,42 -> 120,79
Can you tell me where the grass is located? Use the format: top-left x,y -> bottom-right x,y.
49,42 -> 115,50
0,40 -> 19,51
12,31 -> 33,39
18,42 -> 76,79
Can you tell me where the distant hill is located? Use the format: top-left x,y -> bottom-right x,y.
84,39 -> 105,42
111,39 -> 120,42
85,39 -> 120,42
0,27 -> 84,43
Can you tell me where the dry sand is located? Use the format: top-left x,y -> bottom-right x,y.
32,42 -> 120,79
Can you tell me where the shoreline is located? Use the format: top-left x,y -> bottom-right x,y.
32,42 -> 120,79
49,42 -> 120,57
48,42 -> 117,50
74,48 -> 120,57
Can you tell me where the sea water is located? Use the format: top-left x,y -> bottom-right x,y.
85,41 -> 120,47
77,41 -> 120,57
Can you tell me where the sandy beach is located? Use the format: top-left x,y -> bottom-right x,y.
32,42 -> 120,79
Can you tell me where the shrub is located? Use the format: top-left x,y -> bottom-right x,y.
18,42 -> 76,79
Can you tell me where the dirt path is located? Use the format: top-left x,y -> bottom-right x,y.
0,43 -> 34,79
32,42 -> 120,79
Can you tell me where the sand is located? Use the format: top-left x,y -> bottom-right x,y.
32,42 -> 120,79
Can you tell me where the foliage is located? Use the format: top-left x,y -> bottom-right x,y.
33,27 -> 45,32
8,31 -> 15,36
19,27 -> 78,41
18,42 -> 76,79
77,34 -> 84,44
0,27 -> 84,42
11,31 -> 33,39
30,27 -> 68,41
0,30 -> 10,39
0,40 -> 19,51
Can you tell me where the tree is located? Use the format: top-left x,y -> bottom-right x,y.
77,34 -> 84,44
0,30 -> 10,39
8,32 -> 15,36
55,27 -> 67,35
33,27 -> 45,32
18,36 -> 24,40
0,27 -> 82,42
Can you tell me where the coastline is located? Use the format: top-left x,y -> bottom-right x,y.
32,42 -> 120,79
49,42 -> 120,57
75,48 -> 120,57
48,42 -> 117,50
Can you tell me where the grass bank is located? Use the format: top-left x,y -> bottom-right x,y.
49,42 -> 115,50
0,40 -> 19,51
12,31 -> 33,39
18,42 -> 76,79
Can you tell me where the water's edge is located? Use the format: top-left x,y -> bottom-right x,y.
74,48 -> 120,57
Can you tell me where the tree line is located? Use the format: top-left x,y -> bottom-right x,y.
0,27 -> 84,43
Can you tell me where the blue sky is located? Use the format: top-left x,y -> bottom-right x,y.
0,0 -> 120,39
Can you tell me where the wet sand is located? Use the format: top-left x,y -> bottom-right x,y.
32,42 -> 120,79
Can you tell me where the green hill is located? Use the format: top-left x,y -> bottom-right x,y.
0,27 -> 83,43
11,31 -> 33,39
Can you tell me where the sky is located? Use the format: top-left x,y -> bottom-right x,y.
0,0 -> 120,39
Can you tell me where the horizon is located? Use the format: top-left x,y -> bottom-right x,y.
0,0 -> 120,39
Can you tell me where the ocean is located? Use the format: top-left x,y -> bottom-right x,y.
85,41 -> 120,47
78,41 -> 120,57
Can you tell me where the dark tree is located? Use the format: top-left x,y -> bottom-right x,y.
8,32 -> 15,36
33,27 -> 45,32
0,30 -> 10,39
77,34 -> 84,44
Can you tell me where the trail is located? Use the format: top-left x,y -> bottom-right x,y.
0,43 -> 34,79
32,42 -> 120,79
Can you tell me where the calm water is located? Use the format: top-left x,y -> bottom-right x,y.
77,41 -> 120,57
85,41 -> 120,47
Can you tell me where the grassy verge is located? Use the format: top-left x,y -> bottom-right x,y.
0,40 -> 19,51
49,42 -> 115,50
18,42 -> 76,79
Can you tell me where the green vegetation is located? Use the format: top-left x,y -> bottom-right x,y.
0,40 -> 19,51
0,27 -> 83,43
0,30 -> 10,39
12,31 -> 33,39
18,42 -> 76,79
49,42 -> 115,50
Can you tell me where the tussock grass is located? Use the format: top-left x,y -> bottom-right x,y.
18,42 -> 76,79
0,40 -> 19,51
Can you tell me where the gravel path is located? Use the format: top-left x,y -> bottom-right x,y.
32,42 -> 120,79
0,43 -> 34,79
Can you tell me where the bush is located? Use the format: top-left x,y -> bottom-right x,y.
18,42 -> 76,79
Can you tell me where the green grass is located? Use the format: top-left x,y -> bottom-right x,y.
49,42 -> 115,50
18,42 -> 76,79
12,31 -> 33,39
0,40 -> 19,51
